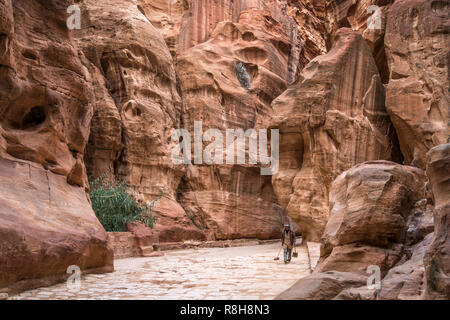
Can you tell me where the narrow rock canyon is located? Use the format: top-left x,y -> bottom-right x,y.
0,0 -> 448,300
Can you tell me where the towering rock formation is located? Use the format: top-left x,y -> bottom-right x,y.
271,28 -> 396,241
1,0 -> 448,299
0,0 -> 112,293
385,0 -> 449,169
175,9 -> 291,240
73,0 -> 329,242
325,0 -> 395,83
73,0 -> 205,242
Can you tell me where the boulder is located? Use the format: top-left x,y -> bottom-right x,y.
325,0 -> 395,83
276,271 -> 366,300
322,161 -> 426,253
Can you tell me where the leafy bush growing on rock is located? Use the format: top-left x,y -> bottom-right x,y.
89,174 -> 161,232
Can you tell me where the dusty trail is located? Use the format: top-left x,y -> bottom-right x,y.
10,241 -> 319,300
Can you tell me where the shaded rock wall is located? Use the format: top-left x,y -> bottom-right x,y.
424,144 -> 450,299
325,0 -> 395,83
0,0 -> 112,293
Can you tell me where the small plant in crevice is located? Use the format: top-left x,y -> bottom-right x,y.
89,173 -> 163,232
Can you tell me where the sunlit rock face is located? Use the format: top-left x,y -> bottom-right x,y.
175,9 -> 292,240
271,28 -> 397,241
73,0 -> 206,242
139,0 -> 327,81
0,0 -> 112,292
317,161 -> 426,275
72,0 -> 329,242
325,0 -> 395,83
385,0 -> 449,169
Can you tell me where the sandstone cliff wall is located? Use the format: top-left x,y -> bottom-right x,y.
0,0 -> 448,298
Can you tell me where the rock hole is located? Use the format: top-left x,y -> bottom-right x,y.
21,106 -> 46,130
431,0 -> 449,14
22,50 -> 37,61
242,32 -> 256,42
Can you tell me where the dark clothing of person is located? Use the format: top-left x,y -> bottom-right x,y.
281,229 -> 295,263
281,229 -> 295,247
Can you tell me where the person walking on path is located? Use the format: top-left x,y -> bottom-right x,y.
281,223 -> 295,264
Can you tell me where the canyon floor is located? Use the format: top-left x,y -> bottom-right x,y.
9,240 -> 320,300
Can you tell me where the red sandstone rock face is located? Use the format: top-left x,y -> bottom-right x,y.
424,144 -> 450,299
325,0 -> 395,83
0,0 -> 449,298
0,0 -> 112,292
318,161 -> 426,275
277,161 -> 430,299
276,270 -> 367,300
139,0 -> 327,80
385,0 -> 450,169
176,9 -> 291,240
378,233 -> 433,300
73,0 -> 205,242
322,161 -> 426,252
271,28 -> 397,241
78,0 -> 327,242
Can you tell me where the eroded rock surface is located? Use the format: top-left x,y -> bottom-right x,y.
1,0 -> 448,299
176,9 -> 291,240
321,161 -> 426,255
317,161 -> 426,276
0,0 -> 112,293
276,271 -> 366,300
378,233 -> 433,300
74,0 -> 205,242
326,0 -> 395,83
271,28 -> 396,241
424,144 -> 450,299
385,0 -> 449,169
139,0 -> 327,81
277,161 -> 430,299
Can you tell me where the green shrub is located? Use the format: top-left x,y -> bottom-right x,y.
89,174 -> 162,232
